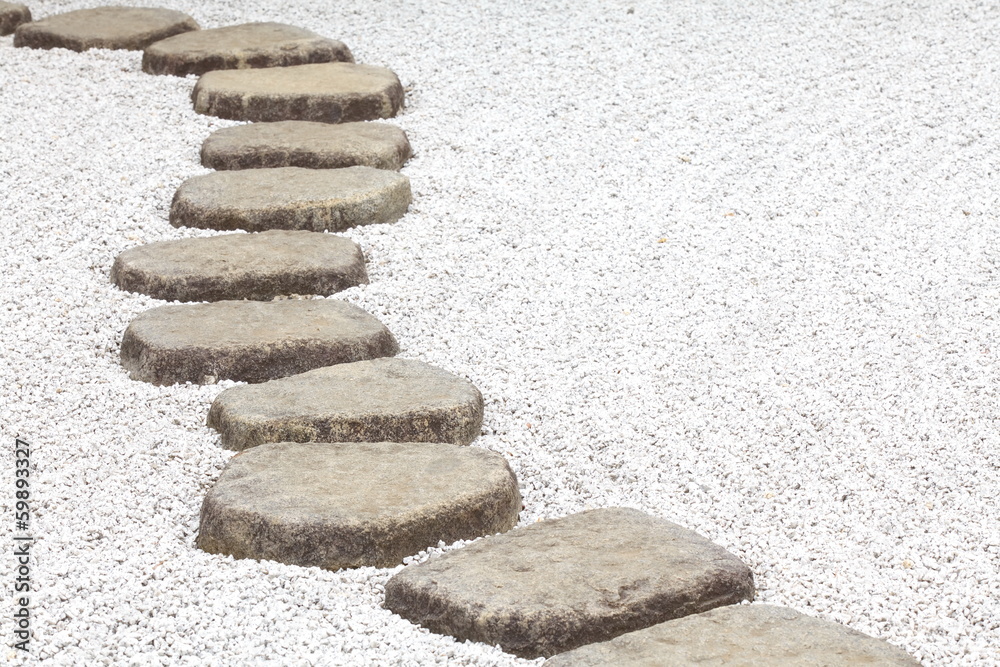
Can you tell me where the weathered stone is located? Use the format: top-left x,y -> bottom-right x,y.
546,604 -> 922,666
120,299 -> 397,385
191,62 -> 404,123
0,2 -> 30,36
207,357 -> 484,451
169,166 -> 410,233
143,22 -> 353,77
201,121 -> 411,172
111,231 -> 367,302
383,508 -> 755,659
14,6 -> 197,52
197,441 -> 521,570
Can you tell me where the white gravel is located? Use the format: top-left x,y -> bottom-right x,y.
2,0 -> 1000,664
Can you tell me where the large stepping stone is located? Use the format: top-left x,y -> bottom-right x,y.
197,441 -> 521,570
207,357 -> 484,451
201,121 -> 411,172
120,299 -> 397,385
191,62 -> 404,123
111,230 -> 367,302
545,604 -> 922,666
383,508 -> 755,659
142,22 -> 353,77
0,2 -> 30,36
169,166 -> 411,232
13,6 -> 197,52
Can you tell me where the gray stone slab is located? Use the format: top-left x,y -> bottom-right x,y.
545,604 -> 921,666
207,357 -> 484,451
169,166 -> 411,233
120,299 -> 397,385
383,508 -> 756,659
198,441 -> 521,570
201,121 -> 411,172
191,62 -> 404,123
0,2 -> 30,36
111,230 -> 367,302
143,22 -> 353,77
14,6 -> 197,51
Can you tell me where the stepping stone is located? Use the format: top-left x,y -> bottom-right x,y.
169,166 -> 411,233
120,299 -> 397,385
14,6 -> 197,52
197,441 -> 521,570
111,230 -> 367,302
201,121 -> 412,172
383,508 -> 756,659
142,22 -> 353,77
0,2 -> 30,36
207,357 -> 484,451
545,604 -> 922,666
191,62 -> 404,123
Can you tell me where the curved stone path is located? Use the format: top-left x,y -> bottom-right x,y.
14,6 -> 197,51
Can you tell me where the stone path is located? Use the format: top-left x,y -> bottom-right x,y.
14,6 -> 197,51
0,1 -> 30,36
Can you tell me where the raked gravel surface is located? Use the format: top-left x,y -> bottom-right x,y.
2,1 -> 999,665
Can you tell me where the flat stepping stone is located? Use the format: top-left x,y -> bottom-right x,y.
14,6 -> 197,51
0,2 -> 30,36
142,22 -> 353,77
545,604 -> 921,666
383,507 -> 756,659
111,230 -> 367,302
120,299 -> 397,385
201,121 -> 411,172
169,166 -> 410,232
207,357 -> 484,451
197,441 -> 521,570
191,62 -> 404,123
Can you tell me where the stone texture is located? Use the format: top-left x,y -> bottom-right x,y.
143,22 -> 353,77
120,299 -> 397,385
191,62 -> 404,123
169,166 -> 411,233
197,441 -> 521,570
545,604 -> 922,666
14,6 -> 197,52
201,121 -> 411,172
0,2 -> 30,36
207,357 -> 484,451
111,230 -> 367,302
383,508 -> 756,659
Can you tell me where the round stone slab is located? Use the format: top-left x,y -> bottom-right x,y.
0,2 -> 30,36
191,62 -> 404,123
197,441 -> 521,570
120,299 -> 398,385
111,231 -> 368,302
201,121 -> 412,172
142,22 -> 353,77
170,166 -> 411,233
545,604 -> 921,666
14,6 -> 198,52
207,357 -> 484,451
383,507 -> 756,659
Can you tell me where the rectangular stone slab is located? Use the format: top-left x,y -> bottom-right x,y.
14,6 -> 198,51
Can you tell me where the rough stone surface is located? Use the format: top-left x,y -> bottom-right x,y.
201,121 -> 411,172
142,22 -> 353,77
0,2 -> 30,36
197,441 -> 521,570
111,230 -> 367,302
191,62 -> 404,123
170,166 -> 411,232
13,6 -> 197,52
207,357 -> 484,451
383,508 -> 756,659
120,299 -> 397,385
545,604 -> 922,666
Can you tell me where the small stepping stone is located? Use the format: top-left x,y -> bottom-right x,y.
169,166 -> 411,232
0,2 -> 30,36
191,62 -> 404,123
383,507 -> 755,659
207,357 -> 484,451
201,121 -> 411,172
111,230 -> 367,302
545,604 -> 922,666
120,299 -> 397,385
14,6 -> 197,52
142,22 -> 353,77
197,441 -> 521,570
